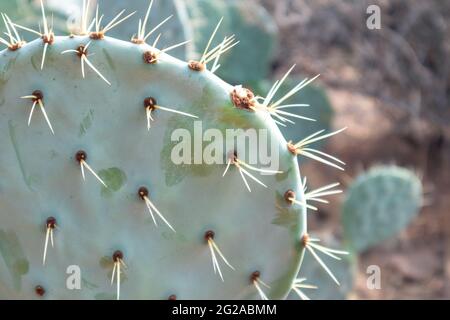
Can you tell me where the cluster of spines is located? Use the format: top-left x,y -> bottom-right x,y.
1,0 -> 348,300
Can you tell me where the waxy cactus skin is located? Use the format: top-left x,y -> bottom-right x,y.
0,1 -> 347,300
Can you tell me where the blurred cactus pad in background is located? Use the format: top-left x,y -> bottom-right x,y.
0,0 -> 434,300
342,166 -> 423,253
289,165 -> 423,300
0,0 -> 81,37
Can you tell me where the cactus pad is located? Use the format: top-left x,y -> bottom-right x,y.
0,1 -> 347,300
342,166 -> 423,253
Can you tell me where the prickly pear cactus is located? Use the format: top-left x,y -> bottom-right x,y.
97,0 -> 191,59
0,1 -> 348,300
288,236 -> 356,300
0,0 -> 78,40
254,77 -> 334,153
185,0 -> 278,84
342,166 -> 423,253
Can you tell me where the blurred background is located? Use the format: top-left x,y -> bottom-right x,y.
1,0 -> 448,299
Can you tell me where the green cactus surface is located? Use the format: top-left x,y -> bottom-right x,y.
185,0 -> 278,84
0,0 -> 347,300
342,166 -> 423,253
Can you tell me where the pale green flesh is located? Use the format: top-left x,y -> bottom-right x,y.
0,36 -> 306,299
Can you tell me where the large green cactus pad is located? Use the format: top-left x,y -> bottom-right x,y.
0,35 -> 307,299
